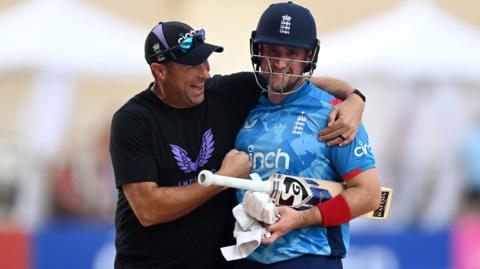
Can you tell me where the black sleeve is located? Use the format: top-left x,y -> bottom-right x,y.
206,72 -> 261,117
109,110 -> 158,187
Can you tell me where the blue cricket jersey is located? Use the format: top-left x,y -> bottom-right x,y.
234,81 -> 376,264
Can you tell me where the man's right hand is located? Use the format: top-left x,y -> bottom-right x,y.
216,149 -> 251,179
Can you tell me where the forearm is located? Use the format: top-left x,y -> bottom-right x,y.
156,184 -> 226,222
124,182 -> 225,226
263,170 -> 381,243
342,170 -> 382,218
297,206 -> 323,227
309,169 -> 381,226
126,149 -> 251,226
342,185 -> 381,218
310,76 -> 354,100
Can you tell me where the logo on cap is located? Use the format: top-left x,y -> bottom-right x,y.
153,43 -> 161,54
152,42 -> 166,62
279,14 -> 292,35
177,29 -> 198,44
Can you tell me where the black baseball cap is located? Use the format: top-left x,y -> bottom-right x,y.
144,21 -> 223,65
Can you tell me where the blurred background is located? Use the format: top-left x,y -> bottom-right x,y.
0,0 -> 479,268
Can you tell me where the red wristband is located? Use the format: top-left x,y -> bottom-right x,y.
316,195 -> 352,227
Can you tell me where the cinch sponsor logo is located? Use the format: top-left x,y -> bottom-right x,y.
247,145 -> 290,169
354,141 -> 372,157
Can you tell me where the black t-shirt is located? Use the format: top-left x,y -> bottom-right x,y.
109,72 -> 260,269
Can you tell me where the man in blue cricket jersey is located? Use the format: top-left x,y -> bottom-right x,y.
233,2 -> 382,268
111,19 -> 368,269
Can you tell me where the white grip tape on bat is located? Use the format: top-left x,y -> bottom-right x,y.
198,170 -> 271,193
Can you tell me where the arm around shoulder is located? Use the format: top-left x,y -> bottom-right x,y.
310,76 -> 354,100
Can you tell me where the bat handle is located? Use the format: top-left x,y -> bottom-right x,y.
198,170 -> 271,193
198,170 -> 214,186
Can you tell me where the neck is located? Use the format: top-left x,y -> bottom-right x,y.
267,80 -> 306,104
151,81 -> 167,101
267,92 -> 287,104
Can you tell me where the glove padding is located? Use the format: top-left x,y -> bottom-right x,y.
242,191 -> 279,224
232,204 -> 261,231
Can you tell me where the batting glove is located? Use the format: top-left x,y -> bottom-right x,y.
243,191 -> 280,224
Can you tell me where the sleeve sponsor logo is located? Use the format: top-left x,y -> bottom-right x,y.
354,141 -> 372,157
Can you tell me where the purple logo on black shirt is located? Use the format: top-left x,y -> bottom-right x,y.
170,129 -> 215,174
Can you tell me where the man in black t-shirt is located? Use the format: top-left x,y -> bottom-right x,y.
110,21 -> 364,269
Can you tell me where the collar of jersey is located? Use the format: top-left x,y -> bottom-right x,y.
259,81 -> 311,107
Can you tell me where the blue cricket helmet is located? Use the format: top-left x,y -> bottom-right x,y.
253,1 -> 317,50
250,1 -> 320,72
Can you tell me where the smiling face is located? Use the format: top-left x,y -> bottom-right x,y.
259,44 -> 311,94
152,60 -> 211,108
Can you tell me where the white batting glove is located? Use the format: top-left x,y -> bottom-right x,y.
243,191 -> 280,224
232,204 -> 260,231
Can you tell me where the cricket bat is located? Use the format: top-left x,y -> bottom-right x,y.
198,170 -> 393,220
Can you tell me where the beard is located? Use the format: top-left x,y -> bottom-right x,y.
263,71 -> 304,94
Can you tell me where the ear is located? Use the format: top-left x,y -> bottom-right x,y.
151,63 -> 168,80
